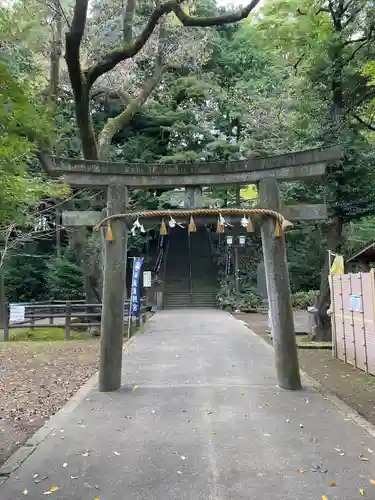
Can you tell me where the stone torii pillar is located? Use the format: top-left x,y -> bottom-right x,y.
259,178 -> 301,390
184,186 -> 202,209
99,183 -> 128,392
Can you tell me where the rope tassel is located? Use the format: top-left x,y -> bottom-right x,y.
160,218 -> 167,235
188,215 -> 196,232
106,222 -> 114,241
217,216 -> 224,233
274,219 -> 282,237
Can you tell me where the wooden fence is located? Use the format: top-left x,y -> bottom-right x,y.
332,270 -> 375,375
1,300 -> 148,341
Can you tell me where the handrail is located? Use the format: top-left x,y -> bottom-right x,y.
159,238 -> 170,309
206,227 -> 214,258
188,231 -> 193,304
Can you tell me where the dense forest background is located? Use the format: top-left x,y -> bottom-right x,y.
2,0 -> 375,317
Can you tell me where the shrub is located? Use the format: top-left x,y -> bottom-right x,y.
217,283 -> 262,311
291,290 -> 319,310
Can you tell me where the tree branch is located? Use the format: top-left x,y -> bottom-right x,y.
97,65 -> 169,159
346,37 -> 373,63
86,0 -> 260,88
97,17 -> 178,162
328,0 -> 341,31
123,0 -> 136,43
65,0 -> 98,159
65,0 -> 89,100
293,53 -> 305,74
352,113 -> 375,132
316,8 -> 329,15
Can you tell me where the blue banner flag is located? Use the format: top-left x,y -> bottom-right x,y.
130,257 -> 144,317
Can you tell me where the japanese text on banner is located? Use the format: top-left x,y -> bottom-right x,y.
131,257 -> 144,317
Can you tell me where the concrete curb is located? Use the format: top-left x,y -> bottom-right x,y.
237,318 -> 375,440
0,334 -> 138,481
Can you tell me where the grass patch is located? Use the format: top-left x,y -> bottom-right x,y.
1,327 -> 86,342
296,336 -> 332,349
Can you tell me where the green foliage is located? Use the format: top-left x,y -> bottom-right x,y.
0,3 -> 69,226
291,290 -> 319,310
4,243 -> 51,302
346,216 -> 375,253
286,224 -> 326,292
46,257 -> 85,300
216,283 -> 262,311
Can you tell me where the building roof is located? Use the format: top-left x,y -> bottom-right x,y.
346,239 -> 375,263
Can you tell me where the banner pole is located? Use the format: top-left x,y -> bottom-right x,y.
127,257 -> 135,340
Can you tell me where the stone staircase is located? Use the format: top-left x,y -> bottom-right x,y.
163,226 -> 217,309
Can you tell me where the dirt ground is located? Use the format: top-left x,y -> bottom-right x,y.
235,312 -> 375,427
0,340 -> 99,467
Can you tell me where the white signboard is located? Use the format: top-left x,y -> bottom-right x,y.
9,303 -> 25,324
143,271 -> 152,288
349,295 -> 362,313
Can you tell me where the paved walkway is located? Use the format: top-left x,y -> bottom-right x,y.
1,310 -> 375,499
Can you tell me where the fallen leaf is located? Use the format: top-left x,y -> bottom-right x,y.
360,489 -> 365,495
360,457 -> 369,462
62,463 -> 68,468
286,419 -> 291,423
113,451 -> 120,456
34,476 -> 48,484
23,489 -> 28,495
177,470 -> 182,475
311,464 -> 328,473
369,479 -> 375,485
70,476 -> 78,480
300,424 -> 304,428
264,433 -> 271,437
132,385 -> 139,392
43,485 -> 59,495
180,456 -> 186,460
368,449 -> 373,454
208,431 -> 216,435
329,481 -> 336,487
33,474 -> 39,479
296,468 -> 305,473
322,496 -> 328,500
82,452 -> 90,457
240,392 -> 245,395
94,498 -> 100,500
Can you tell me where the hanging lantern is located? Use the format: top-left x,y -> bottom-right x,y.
239,235 -> 246,246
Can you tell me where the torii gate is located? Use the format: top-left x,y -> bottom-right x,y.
46,146 -> 341,393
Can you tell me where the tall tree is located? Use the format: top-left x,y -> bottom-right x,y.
256,0 -> 375,338
62,0 -> 260,162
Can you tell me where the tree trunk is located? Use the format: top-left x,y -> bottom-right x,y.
314,216 -> 343,341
